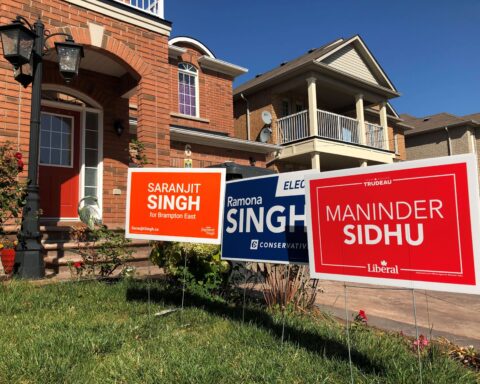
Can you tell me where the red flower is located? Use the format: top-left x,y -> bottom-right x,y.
17,159 -> 24,171
413,335 -> 429,348
73,261 -> 84,269
14,152 -> 22,160
354,309 -> 368,324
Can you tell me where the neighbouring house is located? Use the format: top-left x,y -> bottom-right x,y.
233,35 -> 411,172
0,0 -> 278,273
403,113 -> 480,172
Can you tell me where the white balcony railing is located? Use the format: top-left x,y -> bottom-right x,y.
365,122 -> 386,149
112,0 -> 163,17
276,110 -> 309,144
317,110 -> 360,144
276,109 -> 387,150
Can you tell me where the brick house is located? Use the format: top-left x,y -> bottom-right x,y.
233,35 -> 411,172
403,112 -> 480,168
0,0 -> 277,271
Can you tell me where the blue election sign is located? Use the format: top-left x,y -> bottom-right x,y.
221,170 -> 314,264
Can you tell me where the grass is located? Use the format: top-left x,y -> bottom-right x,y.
0,279 -> 478,384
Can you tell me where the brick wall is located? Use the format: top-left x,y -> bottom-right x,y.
170,141 -> 266,168
169,43 -> 235,136
0,0 -> 171,228
234,88 -> 278,143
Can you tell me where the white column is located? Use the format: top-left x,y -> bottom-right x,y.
359,160 -> 367,167
307,77 -> 318,137
468,128 -> 477,155
380,101 -> 389,150
355,94 -> 366,145
311,152 -> 321,170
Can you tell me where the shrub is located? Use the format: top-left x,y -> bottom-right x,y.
70,224 -> 133,278
150,242 -> 230,296
248,263 -> 320,310
0,143 -> 26,233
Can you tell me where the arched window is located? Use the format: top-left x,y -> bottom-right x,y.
178,62 -> 198,117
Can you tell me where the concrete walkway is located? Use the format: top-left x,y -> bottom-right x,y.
315,280 -> 480,348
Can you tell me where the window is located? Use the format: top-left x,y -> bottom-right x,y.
295,102 -> 303,113
281,100 -> 290,117
84,112 -> 100,200
40,113 -> 73,167
178,62 -> 198,117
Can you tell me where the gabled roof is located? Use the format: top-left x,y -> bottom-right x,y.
463,113 -> 480,121
234,35 -> 398,97
315,35 -> 397,91
402,112 -> 480,136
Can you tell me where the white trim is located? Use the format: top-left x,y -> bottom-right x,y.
63,0 -> 171,35
304,154 -> 480,295
394,133 -> 399,155
168,45 -> 187,58
178,62 -> 200,118
197,56 -> 248,78
316,35 -> 397,92
41,85 -> 103,221
125,168 -> 226,244
169,37 -> 215,58
387,102 -> 400,118
42,84 -> 102,110
170,126 -> 282,154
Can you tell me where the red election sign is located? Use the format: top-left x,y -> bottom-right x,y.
305,154 -> 480,294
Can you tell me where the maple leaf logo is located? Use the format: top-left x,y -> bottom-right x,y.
381,260 -> 387,267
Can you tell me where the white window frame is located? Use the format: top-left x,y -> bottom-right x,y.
178,62 -> 200,117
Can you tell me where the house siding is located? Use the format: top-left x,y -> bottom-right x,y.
449,127 -> 470,155
321,45 -> 379,85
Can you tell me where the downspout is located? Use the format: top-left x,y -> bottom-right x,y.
445,126 -> 452,156
240,93 -> 251,141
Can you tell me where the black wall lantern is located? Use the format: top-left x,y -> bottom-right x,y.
114,120 -> 125,136
0,15 -> 84,279
0,19 -> 36,68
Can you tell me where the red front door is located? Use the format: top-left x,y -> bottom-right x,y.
39,107 -> 80,219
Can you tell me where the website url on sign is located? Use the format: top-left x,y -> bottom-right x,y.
131,226 -> 158,232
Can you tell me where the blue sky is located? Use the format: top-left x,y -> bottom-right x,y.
166,0 -> 479,118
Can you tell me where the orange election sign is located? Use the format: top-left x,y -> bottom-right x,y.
126,168 -> 226,244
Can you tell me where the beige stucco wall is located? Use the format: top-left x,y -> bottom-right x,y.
405,130 -> 450,160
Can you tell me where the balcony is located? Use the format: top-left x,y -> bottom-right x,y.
112,0 -> 163,17
276,109 -> 387,150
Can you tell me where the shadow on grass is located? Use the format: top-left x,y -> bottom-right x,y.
125,283 -> 385,377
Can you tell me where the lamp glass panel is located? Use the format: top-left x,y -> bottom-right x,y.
0,28 -> 19,57
57,46 -> 81,72
18,28 -> 34,61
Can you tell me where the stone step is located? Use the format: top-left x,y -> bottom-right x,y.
44,242 -> 152,275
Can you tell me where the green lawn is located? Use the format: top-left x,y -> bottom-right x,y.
0,279 -> 477,384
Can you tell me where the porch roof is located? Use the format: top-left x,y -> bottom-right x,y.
234,35 -> 399,99
170,126 -> 281,154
